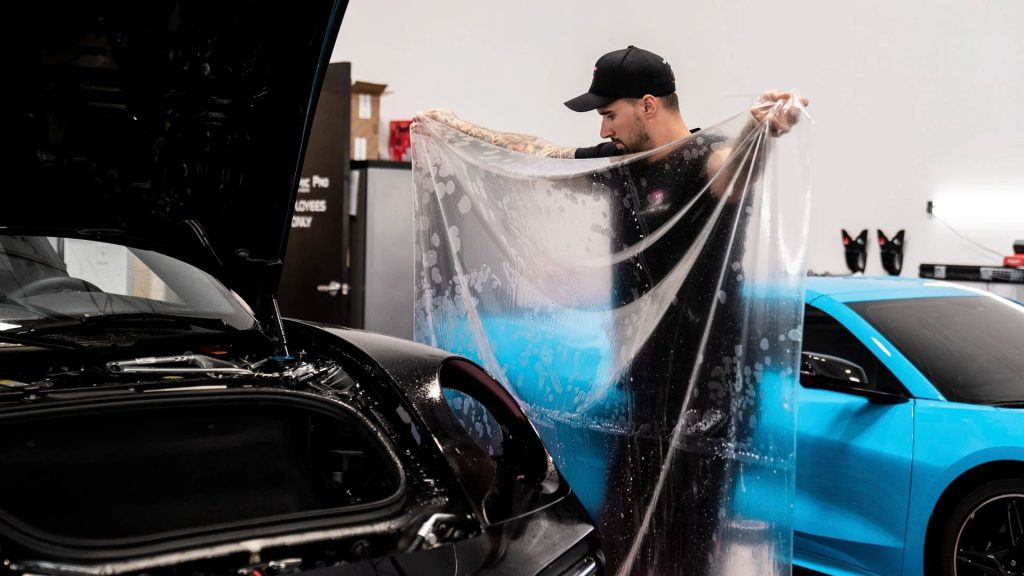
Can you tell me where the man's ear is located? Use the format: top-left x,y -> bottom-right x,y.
641,94 -> 658,118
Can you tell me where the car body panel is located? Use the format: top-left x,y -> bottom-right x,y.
796,276 -> 1024,576
805,277 -> 977,304
313,325 -> 570,523
902,400 -> 1024,576
795,387 -> 913,576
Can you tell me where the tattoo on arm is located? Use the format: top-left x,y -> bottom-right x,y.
451,119 -> 576,159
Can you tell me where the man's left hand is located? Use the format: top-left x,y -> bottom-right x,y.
750,90 -> 810,137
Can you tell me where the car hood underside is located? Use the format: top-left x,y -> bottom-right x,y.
3,0 -> 347,316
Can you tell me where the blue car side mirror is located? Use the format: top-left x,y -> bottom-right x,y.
800,352 -> 908,405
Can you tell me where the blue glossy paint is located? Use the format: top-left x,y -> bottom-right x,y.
795,276 -> 1024,576
805,276 -> 977,303
794,387 -> 914,575
901,400 -> 1024,575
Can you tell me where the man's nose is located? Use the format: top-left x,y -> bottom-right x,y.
600,122 -> 613,139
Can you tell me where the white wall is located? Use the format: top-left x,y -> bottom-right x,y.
333,0 -> 1024,276
64,239 -> 130,294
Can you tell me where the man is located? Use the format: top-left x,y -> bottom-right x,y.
420,45 -> 808,162
420,46 -> 808,574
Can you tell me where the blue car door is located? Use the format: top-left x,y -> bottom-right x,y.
794,303 -> 915,576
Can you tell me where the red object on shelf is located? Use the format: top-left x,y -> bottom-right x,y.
389,120 -> 412,161
1005,255 -> 1024,268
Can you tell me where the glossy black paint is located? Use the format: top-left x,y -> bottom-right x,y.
299,325 -> 603,574
0,322 -> 601,575
315,327 -> 569,523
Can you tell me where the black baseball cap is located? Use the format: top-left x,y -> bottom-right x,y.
564,46 -> 676,112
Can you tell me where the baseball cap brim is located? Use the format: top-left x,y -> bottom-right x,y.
564,91 -> 616,112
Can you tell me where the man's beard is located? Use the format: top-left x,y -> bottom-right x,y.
619,119 -> 653,154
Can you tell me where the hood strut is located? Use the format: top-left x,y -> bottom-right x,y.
233,249 -> 289,358
267,296 -> 291,359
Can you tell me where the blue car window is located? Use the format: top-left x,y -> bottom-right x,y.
848,295 -> 1024,405
803,305 -> 905,395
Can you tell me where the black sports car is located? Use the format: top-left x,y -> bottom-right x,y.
0,2 -> 601,575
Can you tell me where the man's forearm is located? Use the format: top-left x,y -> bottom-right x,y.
455,120 -> 576,158
422,110 -> 576,159
705,117 -> 769,201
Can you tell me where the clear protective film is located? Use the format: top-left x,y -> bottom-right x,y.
412,99 -> 811,575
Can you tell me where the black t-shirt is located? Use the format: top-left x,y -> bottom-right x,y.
592,127 -> 746,427
582,127 -> 761,574
596,128 -> 719,305
573,127 -> 703,159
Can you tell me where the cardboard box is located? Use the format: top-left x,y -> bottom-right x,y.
351,81 -> 387,160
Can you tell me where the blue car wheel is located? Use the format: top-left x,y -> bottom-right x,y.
941,479 -> 1024,576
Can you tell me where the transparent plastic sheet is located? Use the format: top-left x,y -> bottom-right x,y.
412,99 -> 811,575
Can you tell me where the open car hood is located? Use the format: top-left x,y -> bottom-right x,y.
3,0 -> 348,318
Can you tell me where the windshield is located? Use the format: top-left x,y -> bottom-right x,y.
0,236 -> 256,340
848,295 -> 1024,404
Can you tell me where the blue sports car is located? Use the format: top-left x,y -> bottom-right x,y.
795,276 -> 1024,576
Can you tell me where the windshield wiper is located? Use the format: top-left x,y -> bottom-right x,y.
15,313 -> 237,335
0,293 -> 74,322
0,331 -> 81,350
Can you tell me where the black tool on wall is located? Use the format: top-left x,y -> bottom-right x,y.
878,229 -> 905,276
842,229 -> 869,273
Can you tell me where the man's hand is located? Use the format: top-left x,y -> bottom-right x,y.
749,91 -> 810,137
